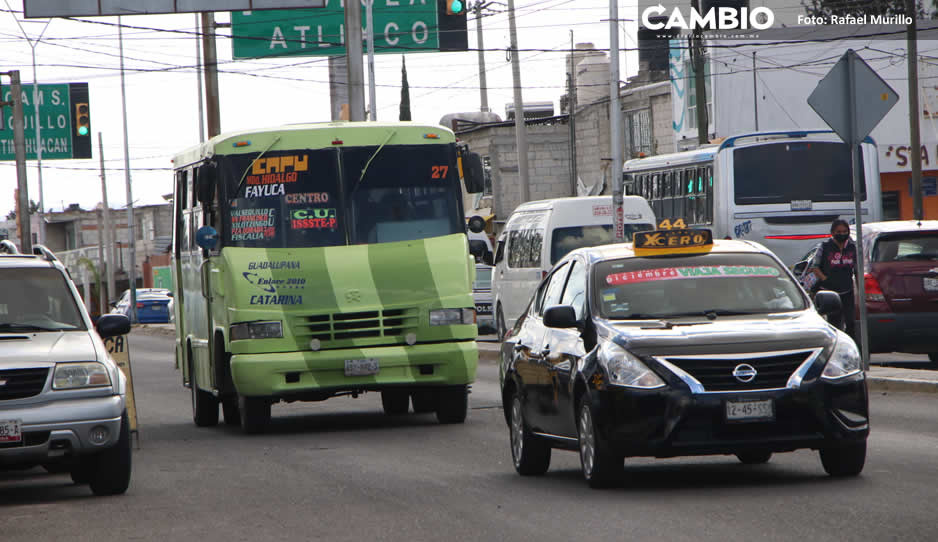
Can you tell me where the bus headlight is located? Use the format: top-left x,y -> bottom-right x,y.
598,341 -> 665,389
429,308 -> 475,326
53,362 -> 111,390
821,333 -> 862,381
230,321 -> 283,341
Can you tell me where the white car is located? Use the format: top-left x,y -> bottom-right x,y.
0,242 -> 133,496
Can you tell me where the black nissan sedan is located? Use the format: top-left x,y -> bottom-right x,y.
499,228 -> 868,488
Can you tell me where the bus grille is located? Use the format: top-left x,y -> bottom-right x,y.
660,351 -> 813,392
293,308 -> 420,345
0,368 -> 49,400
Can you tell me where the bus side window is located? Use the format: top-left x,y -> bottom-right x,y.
661,171 -> 673,220
704,165 -> 714,224
674,170 -> 686,223
651,173 -> 663,221
687,167 -> 699,225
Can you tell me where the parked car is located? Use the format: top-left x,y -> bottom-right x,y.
112,288 -> 173,324
473,264 -> 495,335
492,195 -> 655,340
792,220 -> 938,364
0,241 -> 133,495
500,227 -> 867,487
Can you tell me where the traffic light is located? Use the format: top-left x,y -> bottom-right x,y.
446,0 -> 465,15
74,102 -> 90,136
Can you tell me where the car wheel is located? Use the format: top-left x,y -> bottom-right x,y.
190,356 -> 219,427
88,411 -> 133,496
509,394 -> 551,475
381,390 -> 410,415
239,395 -> 271,434
929,352 -> 938,367
42,463 -> 71,474
819,440 -> 866,477
736,451 -> 772,465
411,390 -> 437,413
222,396 -> 241,426
436,385 -> 469,424
70,462 -> 93,485
577,398 -> 623,489
496,305 -> 507,342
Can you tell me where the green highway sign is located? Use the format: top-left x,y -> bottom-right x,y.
231,1 -> 467,58
1,82 -> 91,160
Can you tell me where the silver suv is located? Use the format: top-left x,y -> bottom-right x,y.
0,241 -> 132,496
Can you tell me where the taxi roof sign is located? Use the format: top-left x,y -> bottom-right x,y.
633,228 -> 714,256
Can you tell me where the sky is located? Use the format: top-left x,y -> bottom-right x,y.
0,0 -> 643,221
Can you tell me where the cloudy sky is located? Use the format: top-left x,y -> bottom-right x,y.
1,0 -> 645,221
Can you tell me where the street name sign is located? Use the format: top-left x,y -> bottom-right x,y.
1,82 -> 91,160
24,0 -> 325,18
232,1 -> 467,58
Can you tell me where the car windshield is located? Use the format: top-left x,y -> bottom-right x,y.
593,253 -> 806,319
550,224 -> 654,264
0,268 -> 86,331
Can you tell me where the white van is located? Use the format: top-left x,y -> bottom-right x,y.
491,195 -> 655,338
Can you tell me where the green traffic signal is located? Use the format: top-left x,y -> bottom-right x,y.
75,102 -> 90,137
446,0 -> 464,15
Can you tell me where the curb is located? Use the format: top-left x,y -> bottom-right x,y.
866,376 -> 938,394
132,324 -> 177,337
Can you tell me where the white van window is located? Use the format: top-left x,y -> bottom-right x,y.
507,213 -> 546,269
550,224 -> 653,264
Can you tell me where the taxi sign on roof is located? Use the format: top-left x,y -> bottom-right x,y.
633,228 -> 713,256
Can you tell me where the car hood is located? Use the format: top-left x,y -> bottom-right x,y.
0,330 -> 100,368
603,311 -> 838,356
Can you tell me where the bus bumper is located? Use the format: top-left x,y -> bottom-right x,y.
230,340 -> 478,398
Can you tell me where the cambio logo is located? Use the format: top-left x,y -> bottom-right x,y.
642,4 -> 774,31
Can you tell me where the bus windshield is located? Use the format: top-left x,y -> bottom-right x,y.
220,144 -> 463,248
733,141 -> 865,205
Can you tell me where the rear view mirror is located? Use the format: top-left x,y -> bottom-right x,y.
814,290 -> 842,316
96,313 -> 131,338
543,305 -> 578,329
462,151 -> 485,194
196,225 -> 219,251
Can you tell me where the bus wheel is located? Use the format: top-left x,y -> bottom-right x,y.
381,390 -> 410,415
411,390 -> 437,413
239,395 -> 270,434
222,396 -> 240,426
436,385 -> 468,424
190,356 -> 219,427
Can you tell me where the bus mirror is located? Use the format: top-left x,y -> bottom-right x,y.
467,215 -> 486,234
196,162 -> 217,204
463,152 -> 485,194
196,225 -> 219,251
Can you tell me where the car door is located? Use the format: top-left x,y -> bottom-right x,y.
527,262 -> 571,433
540,257 -> 589,438
511,274 -> 552,432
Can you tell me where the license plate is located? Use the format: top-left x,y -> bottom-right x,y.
344,358 -> 379,377
475,303 -> 492,315
924,277 -> 938,292
0,419 -> 22,443
725,399 -> 774,422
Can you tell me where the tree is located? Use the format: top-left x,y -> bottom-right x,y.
5,199 -> 40,220
802,0 -> 933,18
399,56 -> 412,121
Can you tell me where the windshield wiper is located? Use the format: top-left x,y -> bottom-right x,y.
0,322 -> 60,332
662,309 -> 763,320
608,313 -> 666,320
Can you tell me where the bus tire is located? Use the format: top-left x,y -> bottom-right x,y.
381,390 -> 410,415
239,395 -> 270,434
411,390 -> 437,413
190,353 -> 219,427
436,385 -> 468,424
222,396 -> 241,426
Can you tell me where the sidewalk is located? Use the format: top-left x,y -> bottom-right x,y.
132,326 -> 938,394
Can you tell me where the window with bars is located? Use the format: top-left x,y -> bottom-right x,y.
623,108 -> 653,159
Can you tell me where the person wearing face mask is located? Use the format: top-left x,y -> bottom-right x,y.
808,218 -> 857,338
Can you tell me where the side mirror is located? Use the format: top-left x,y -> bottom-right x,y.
96,313 -> 131,338
792,261 -> 807,275
543,305 -> 578,329
196,225 -> 219,251
196,162 -> 217,204
166,291 -> 174,297
467,215 -> 486,234
462,151 -> 485,194
469,239 -> 489,260
814,290 -> 842,317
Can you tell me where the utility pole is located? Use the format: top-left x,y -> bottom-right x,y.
5,71 -> 31,253
690,0 -> 709,146
99,132 -> 116,306
96,209 -> 106,316
610,0 -> 624,240
366,0 -> 377,120
907,0 -> 923,220
507,0 -> 530,203
118,17 -> 138,322
475,1 -> 489,112
195,13 -> 205,142
752,51 -> 759,131
568,30 -> 578,196
345,0 -> 366,121
201,12 -> 221,137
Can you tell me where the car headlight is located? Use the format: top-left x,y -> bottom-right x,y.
598,341 -> 666,389
821,332 -> 862,380
230,321 -> 283,341
53,362 -> 111,390
429,308 -> 475,326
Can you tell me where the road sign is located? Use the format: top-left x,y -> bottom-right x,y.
231,2 -> 467,58
0,82 -> 91,160
808,49 -> 899,145
24,0 -> 325,18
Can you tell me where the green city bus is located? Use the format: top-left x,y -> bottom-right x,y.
170,121 -> 485,433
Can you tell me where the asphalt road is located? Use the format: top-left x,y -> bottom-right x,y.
2,330 -> 937,541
